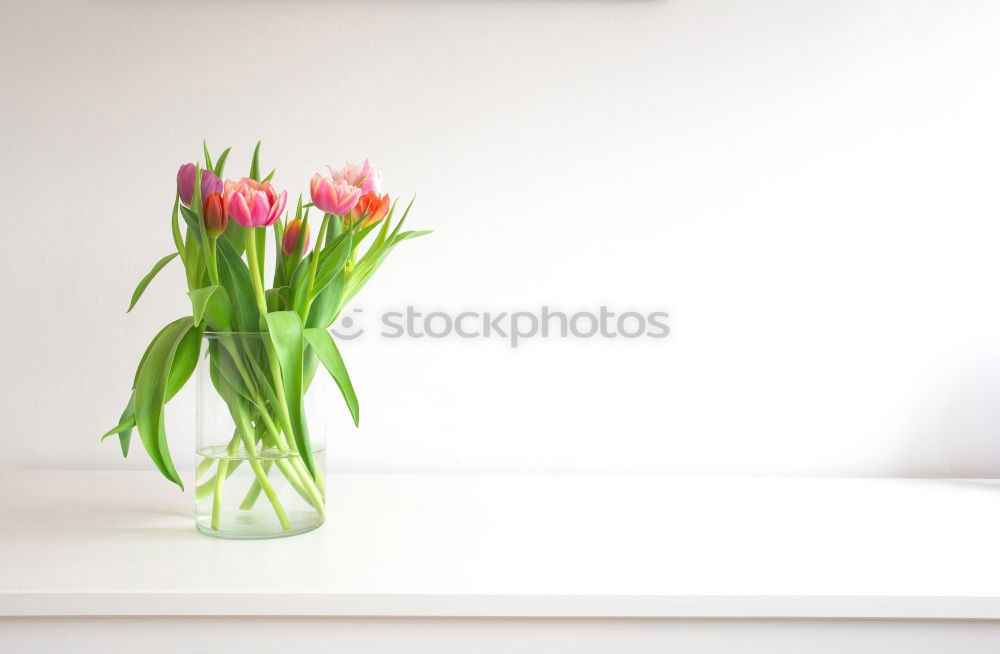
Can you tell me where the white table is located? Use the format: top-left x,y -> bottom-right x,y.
2,472 -> 999,652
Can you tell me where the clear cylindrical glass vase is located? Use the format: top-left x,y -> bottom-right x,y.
195,332 -> 326,539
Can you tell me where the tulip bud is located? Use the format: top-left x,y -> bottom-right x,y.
177,163 -> 196,206
282,219 -> 310,256
203,193 -> 227,238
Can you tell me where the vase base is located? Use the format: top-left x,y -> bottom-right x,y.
195,517 -> 324,540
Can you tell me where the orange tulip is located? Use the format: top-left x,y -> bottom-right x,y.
203,193 -> 227,238
350,192 -> 390,228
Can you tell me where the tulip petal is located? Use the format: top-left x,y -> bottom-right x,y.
250,191 -> 270,227
310,173 -> 325,202
227,193 -> 252,228
266,190 -> 288,227
313,179 -> 338,215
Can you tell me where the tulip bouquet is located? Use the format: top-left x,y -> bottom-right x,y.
103,142 -> 428,538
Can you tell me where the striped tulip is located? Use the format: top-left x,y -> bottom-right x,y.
330,159 -> 382,196
282,219 -> 310,256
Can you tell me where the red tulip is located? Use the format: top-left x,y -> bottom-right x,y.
282,219 -> 310,256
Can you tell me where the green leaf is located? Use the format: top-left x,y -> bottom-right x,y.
167,324 -> 202,400
132,323 -> 174,389
263,168 -> 275,182
250,141 -> 261,181
370,198 -> 398,251
216,237 -> 260,332
208,339 -> 257,406
213,147 -> 231,177
170,194 -> 185,263
265,287 -> 286,312
242,342 -> 279,408
306,274 -> 345,330
179,205 -> 205,253
393,229 -> 434,243
388,195 -> 416,243
102,399 -> 134,441
289,252 -> 312,316
340,203 -> 428,309
304,328 -> 359,426
202,140 -> 214,172
102,394 -> 135,457
263,312 -> 314,475
103,318 -> 199,452
310,225 -> 354,300
133,317 -> 195,488
221,219 -> 246,256
188,285 -> 233,331
128,252 -> 179,312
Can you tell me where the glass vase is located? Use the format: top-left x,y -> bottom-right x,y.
195,332 -> 326,539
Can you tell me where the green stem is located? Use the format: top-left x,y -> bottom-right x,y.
206,237 -> 220,286
300,214 -> 331,324
245,228 -> 269,316
234,406 -> 291,531
197,432 -> 241,501
256,409 -> 325,514
196,455 -> 216,481
216,337 -> 324,512
261,343 -> 326,502
238,460 -> 271,510
210,438 -> 239,531
196,460 -> 242,502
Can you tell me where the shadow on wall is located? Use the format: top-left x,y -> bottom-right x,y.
900,360 -> 1000,478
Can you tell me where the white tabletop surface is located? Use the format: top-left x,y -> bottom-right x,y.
1,471 -> 998,618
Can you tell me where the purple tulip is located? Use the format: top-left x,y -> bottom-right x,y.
176,164 -> 223,207
176,163 -> 196,206
200,169 -> 223,200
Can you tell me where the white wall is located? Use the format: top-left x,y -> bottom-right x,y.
2,0 -> 1000,477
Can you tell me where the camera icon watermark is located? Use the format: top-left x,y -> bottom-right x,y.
330,306 -> 670,348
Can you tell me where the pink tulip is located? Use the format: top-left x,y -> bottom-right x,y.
310,173 -> 363,216
224,177 -> 288,228
329,159 -> 382,195
177,164 -> 223,207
